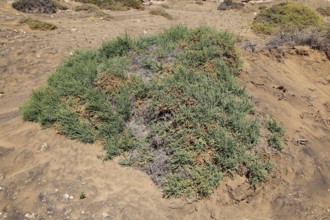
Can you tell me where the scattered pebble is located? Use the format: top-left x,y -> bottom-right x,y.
64,194 -> 70,200
64,193 -> 73,200
102,212 -> 109,218
39,143 -> 48,151
25,213 -> 36,219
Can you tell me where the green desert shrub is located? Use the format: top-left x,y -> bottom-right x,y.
20,18 -> 57,30
21,25 -> 280,198
74,0 -> 144,10
267,119 -> 285,151
252,2 -> 326,34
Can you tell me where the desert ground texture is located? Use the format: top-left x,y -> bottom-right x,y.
0,0 -> 330,219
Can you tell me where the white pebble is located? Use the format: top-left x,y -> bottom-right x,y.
64,194 -> 70,199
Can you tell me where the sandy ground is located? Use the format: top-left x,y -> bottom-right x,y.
0,0 -> 330,219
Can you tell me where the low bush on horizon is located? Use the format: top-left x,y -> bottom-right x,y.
252,2 -> 326,35
12,0 -> 58,14
74,0 -> 144,11
21,25 -> 279,199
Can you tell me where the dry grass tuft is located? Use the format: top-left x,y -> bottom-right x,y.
149,7 -> 172,20
20,18 -> 57,30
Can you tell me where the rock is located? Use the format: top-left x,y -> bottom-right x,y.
38,143 -> 48,151
0,186 -> 2,191
102,212 -> 109,218
297,139 -> 308,145
25,213 -> 37,219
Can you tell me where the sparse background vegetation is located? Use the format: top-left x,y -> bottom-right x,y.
252,2 -> 326,35
74,0 -> 144,10
12,0 -> 144,13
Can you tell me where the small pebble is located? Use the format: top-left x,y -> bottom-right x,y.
64,194 -> 70,199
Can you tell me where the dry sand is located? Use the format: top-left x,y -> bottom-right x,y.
0,0 -> 330,219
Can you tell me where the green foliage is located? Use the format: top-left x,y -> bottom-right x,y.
80,192 -> 86,199
100,35 -> 133,58
21,26 -> 279,198
246,156 -> 273,186
252,2 -> 326,35
20,88 -> 61,127
267,119 -> 284,135
267,119 -> 285,151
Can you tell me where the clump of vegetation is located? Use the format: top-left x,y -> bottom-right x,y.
217,0 -> 244,11
74,3 -> 113,19
252,2 -> 326,35
12,0 -> 58,14
74,0 -> 144,11
21,25 -> 278,198
79,192 -> 86,199
149,7 -> 172,20
20,18 -> 57,30
267,119 -> 285,151
74,3 -> 100,12
317,6 -> 330,16
54,1 -> 69,10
